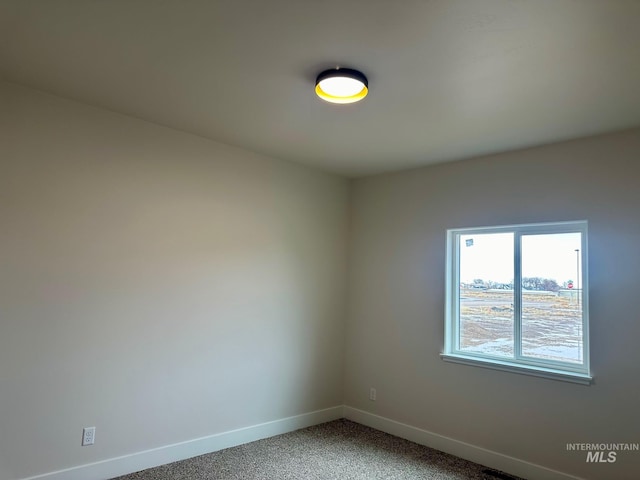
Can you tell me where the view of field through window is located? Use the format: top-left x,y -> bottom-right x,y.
458,232 -> 583,364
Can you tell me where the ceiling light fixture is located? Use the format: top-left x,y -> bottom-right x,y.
315,67 -> 368,104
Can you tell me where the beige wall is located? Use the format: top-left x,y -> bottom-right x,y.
0,81 -> 348,479
345,129 -> 640,479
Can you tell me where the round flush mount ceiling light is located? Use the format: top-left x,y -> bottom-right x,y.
315,67 -> 368,104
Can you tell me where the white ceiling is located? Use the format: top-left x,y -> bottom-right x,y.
2,0 -> 640,177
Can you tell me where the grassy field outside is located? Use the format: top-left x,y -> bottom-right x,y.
459,288 -> 584,363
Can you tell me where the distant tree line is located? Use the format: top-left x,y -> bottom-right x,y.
469,277 -> 561,292
522,277 -> 560,292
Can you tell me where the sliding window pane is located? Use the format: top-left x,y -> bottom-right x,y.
521,233 -> 583,363
458,233 -> 514,357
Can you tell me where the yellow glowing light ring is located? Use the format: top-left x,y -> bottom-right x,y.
315,83 -> 368,104
315,68 -> 369,104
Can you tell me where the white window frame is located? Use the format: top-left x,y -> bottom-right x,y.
441,221 -> 592,384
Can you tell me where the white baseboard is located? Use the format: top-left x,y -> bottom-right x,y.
19,406 -> 584,480
343,406 -> 584,480
22,406 -> 344,480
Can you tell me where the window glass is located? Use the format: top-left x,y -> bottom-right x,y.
521,233 -> 583,364
459,233 -> 514,358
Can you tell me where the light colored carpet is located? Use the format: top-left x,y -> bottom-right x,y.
111,419 -> 522,479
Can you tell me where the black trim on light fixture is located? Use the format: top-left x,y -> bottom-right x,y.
315,68 -> 368,89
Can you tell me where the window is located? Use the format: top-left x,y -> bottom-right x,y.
442,221 -> 591,384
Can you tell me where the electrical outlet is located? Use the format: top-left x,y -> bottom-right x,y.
82,426 -> 96,446
369,387 -> 377,401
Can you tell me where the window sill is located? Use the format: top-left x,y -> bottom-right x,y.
440,353 -> 592,385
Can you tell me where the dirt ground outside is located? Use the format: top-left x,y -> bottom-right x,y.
459,288 -> 584,364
